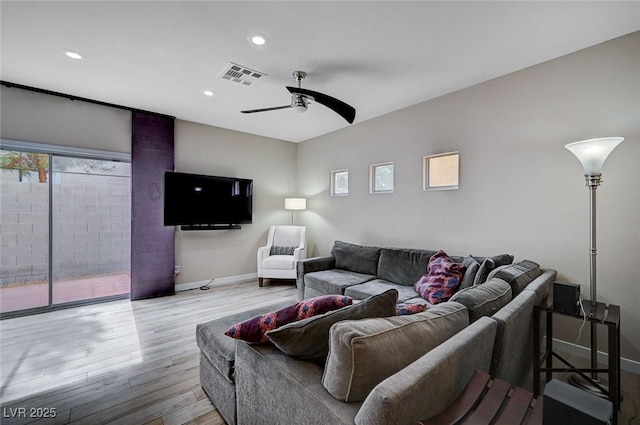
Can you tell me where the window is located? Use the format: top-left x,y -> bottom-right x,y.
370,162 -> 394,194
423,152 -> 459,191
331,169 -> 349,196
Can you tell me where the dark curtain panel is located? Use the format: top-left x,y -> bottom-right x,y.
131,112 -> 175,300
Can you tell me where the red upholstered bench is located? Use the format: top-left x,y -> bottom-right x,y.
419,370 -> 543,425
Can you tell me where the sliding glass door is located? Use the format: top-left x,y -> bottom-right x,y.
0,150 -> 50,313
51,156 -> 131,305
0,145 -> 131,317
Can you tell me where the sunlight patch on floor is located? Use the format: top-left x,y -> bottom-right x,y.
0,299 -> 142,404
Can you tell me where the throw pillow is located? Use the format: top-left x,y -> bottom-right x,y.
414,250 -> 465,304
269,245 -> 296,255
473,258 -> 496,285
266,289 -> 398,364
486,260 -> 542,296
461,256 -> 499,288
395,303 -> 426,315
460,256 -> 480,289
322,302 -> 469,402
224,295 -> 352,343
449,278 -> 512,322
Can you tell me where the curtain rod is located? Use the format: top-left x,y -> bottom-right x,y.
1,80 -> 175,120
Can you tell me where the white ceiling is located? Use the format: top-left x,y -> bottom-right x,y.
2,1 -> 639,143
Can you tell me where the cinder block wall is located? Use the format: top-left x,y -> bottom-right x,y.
0,181 -> 131,286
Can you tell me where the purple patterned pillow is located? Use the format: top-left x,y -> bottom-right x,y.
395,303 -> 426,315
414,250 -> 465,304
224,295 -> 352,343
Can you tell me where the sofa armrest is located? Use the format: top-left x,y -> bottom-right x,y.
257,246 -> 271,277
296,255 -> 336,300
354,316 -> 498,425
523,269 -> 557,308
257,245 -> 271,261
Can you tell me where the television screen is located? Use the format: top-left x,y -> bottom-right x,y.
164,171 -> 253,227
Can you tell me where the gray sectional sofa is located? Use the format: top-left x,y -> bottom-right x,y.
298,240 -> 521,303
196,240 -> 556,425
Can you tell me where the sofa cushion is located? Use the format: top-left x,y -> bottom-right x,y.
266,289 -> 398,364
305,269 -> 375,295
261,255 -> 295,270
322,302 -> 469,402
403,296 -> 435,307
377,248 -> 437,286
414,250 -> 464,304
344,279 -> 420,302
487,260 -> 542,296
331,240 -> 381,276
449,278 -> 512,322
473,254 -> 514,267
195,300 -> 293,382
224,295 -> 353,343
235,342 -> 363,425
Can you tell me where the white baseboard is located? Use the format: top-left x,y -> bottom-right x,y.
175,273 -> 258,292
552,338 -> 640,375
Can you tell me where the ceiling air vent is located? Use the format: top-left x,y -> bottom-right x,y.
218,62 -> 267,86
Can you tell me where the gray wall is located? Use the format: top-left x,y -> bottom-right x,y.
297,32 -> 640,361
173,120 -> 297,285
0,86 -> 131,153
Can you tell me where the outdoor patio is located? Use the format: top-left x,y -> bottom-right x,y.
0,273 -> 130,313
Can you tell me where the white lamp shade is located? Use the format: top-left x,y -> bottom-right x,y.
284,197 -> 306,210
565,137 -> 624,174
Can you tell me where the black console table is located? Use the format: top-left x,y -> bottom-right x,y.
533,301 -> 620,425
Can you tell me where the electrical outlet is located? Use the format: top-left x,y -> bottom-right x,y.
174,265 -> 181,275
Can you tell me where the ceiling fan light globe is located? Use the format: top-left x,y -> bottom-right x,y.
291,94 -> 307,112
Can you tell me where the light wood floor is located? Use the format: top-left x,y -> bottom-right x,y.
2,280 -> 638,425
0,279 -> 297,425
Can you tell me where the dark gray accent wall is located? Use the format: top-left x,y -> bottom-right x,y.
131,112 -> 175,300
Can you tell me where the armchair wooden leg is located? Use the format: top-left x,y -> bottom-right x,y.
258,278 -> 264,287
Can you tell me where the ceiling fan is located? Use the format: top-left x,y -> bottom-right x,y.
241,71 -> 356,124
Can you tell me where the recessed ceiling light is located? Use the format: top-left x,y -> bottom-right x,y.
203,90 -> 214,97
250,33 -> 268,46
64,50 -> 85,60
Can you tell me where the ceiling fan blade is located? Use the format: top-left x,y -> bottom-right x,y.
286,87 -> 356,124
241,105 -> 292,114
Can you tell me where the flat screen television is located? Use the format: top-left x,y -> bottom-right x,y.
164,171 -> 253,229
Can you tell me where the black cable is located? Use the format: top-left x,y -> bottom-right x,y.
200,278 -> 214,290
